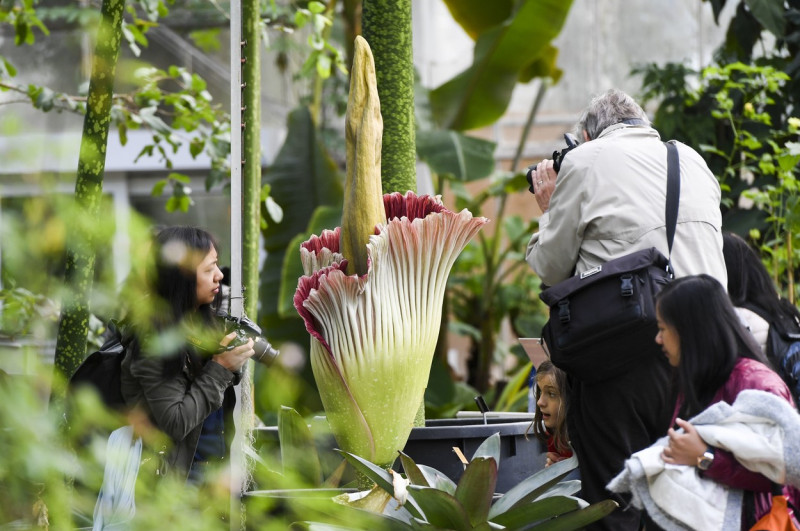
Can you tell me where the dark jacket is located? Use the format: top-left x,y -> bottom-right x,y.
120,335 -> 239,480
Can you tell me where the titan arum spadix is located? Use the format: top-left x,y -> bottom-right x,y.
293,36 -> 488,467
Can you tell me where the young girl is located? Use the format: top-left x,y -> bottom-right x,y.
531,360 -> 573,467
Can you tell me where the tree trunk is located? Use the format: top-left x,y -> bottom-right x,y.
362,0 -> 416,194
52,0 -> 125,390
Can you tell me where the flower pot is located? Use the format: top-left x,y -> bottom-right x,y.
400,415 -> 546,493
253,414 -> 546,494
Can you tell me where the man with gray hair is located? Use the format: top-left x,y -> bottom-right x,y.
526,89 -> 727,530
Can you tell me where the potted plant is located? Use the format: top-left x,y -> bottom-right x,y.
293,433 -> 617,530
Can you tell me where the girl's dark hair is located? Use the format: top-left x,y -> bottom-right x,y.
655,274 -> 768,418
531,360 -> 570,454
723,232 -> 800,335
151,225 -> 220,326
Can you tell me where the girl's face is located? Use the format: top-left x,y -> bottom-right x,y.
195,247 -> 223,307
535,373 -> 563,430
655,307 -> 681,367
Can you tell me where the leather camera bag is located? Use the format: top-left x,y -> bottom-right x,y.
539,141 -> 680,382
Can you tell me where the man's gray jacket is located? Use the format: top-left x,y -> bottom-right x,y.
526,123 -> 727,287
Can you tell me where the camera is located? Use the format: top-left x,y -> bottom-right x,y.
215,310 -> 280,366
525,133 -> 580,194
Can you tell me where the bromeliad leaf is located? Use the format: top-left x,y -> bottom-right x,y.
455,457 -> 496,527
490,495 -> 584,529
406,485 -> 473,530
417,464 -> 457,495
471,431 -> 501,463
488,454 -> 579,519
337,450 -> 424,520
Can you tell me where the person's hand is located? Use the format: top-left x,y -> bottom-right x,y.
661,418 -> 708,467
544,451 -> 565,467
532,159 -> 557,213
212,332 -> 255,372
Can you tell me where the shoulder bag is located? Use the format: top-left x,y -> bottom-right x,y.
539,141 -> 680,382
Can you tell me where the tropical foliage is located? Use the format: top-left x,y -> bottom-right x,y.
633,0 -> 800,300
300,433 -> 617,530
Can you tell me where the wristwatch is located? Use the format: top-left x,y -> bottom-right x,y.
697,447 -> 715,471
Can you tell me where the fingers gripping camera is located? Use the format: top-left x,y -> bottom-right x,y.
217,311 -> 280,366
525,133 -> 580,194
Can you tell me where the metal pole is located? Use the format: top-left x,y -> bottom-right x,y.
230,0 -> 244,320
229,2 -> 246,528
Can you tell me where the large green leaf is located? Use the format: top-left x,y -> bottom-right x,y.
337,450 -> 424,520
416,130 -> 496,182
470,432 -> 501,463
430,0 -> 574,131
529,500 -> 618,530
407,485 -> 473,529
417,464 -> 458,495
278,406 -> 323,485
260,106 -> 343,342
454,457 -> 496,526
490,495 -> 583,529
441,0 -> 513,40
745,0 -> 786,37
488,454 -> 578,519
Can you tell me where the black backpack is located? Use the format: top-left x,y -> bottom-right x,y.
744,303 -> 800,409
68,323 -> 130,410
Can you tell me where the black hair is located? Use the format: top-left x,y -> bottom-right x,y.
655,274 -> 769,418
723,232 -> 800,335
140,226 -> 222,376
530,360 -> 570,454
151,225 -> 220,326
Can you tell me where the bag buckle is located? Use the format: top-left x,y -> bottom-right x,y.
620,274 -> 634,297
558,300 -> 571,324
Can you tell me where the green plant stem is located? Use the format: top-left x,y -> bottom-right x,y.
362,0 -> 416,194
242,0 -> 261,318
53,0 -> 125,388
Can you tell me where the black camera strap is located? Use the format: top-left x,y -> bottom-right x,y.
664,141 -> 680,278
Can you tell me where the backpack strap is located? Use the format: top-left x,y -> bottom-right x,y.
664,141 -> 681,278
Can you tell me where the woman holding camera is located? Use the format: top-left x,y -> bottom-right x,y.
119,225 -> 255,483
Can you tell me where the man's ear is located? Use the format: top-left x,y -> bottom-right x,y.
583,130 -> 591,142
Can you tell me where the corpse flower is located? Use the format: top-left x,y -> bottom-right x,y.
293,36 -> 487,467
294,192 -> 488,467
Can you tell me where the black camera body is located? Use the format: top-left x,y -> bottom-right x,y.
526,133 -> 580,194
216,311 -> 280,366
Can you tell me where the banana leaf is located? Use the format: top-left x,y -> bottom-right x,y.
431,0 -> 574,131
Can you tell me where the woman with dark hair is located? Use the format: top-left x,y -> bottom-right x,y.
654,274 -> 798,529
120,226 -> 255,483
723,232 -> 800,394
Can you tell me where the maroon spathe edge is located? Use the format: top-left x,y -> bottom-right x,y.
294,192 -> 451,354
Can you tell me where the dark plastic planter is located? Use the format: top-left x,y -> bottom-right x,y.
253,415 -> 546,494
399,416 -> 546,493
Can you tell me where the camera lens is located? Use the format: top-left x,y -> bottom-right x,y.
251,336 -> 280,367
526,164 -> 538,195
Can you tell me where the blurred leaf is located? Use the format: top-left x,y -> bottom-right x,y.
279,406 -> 323,485
441,0 -> 513,40
416,130 -> 496,182
430,0 -> 574,130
